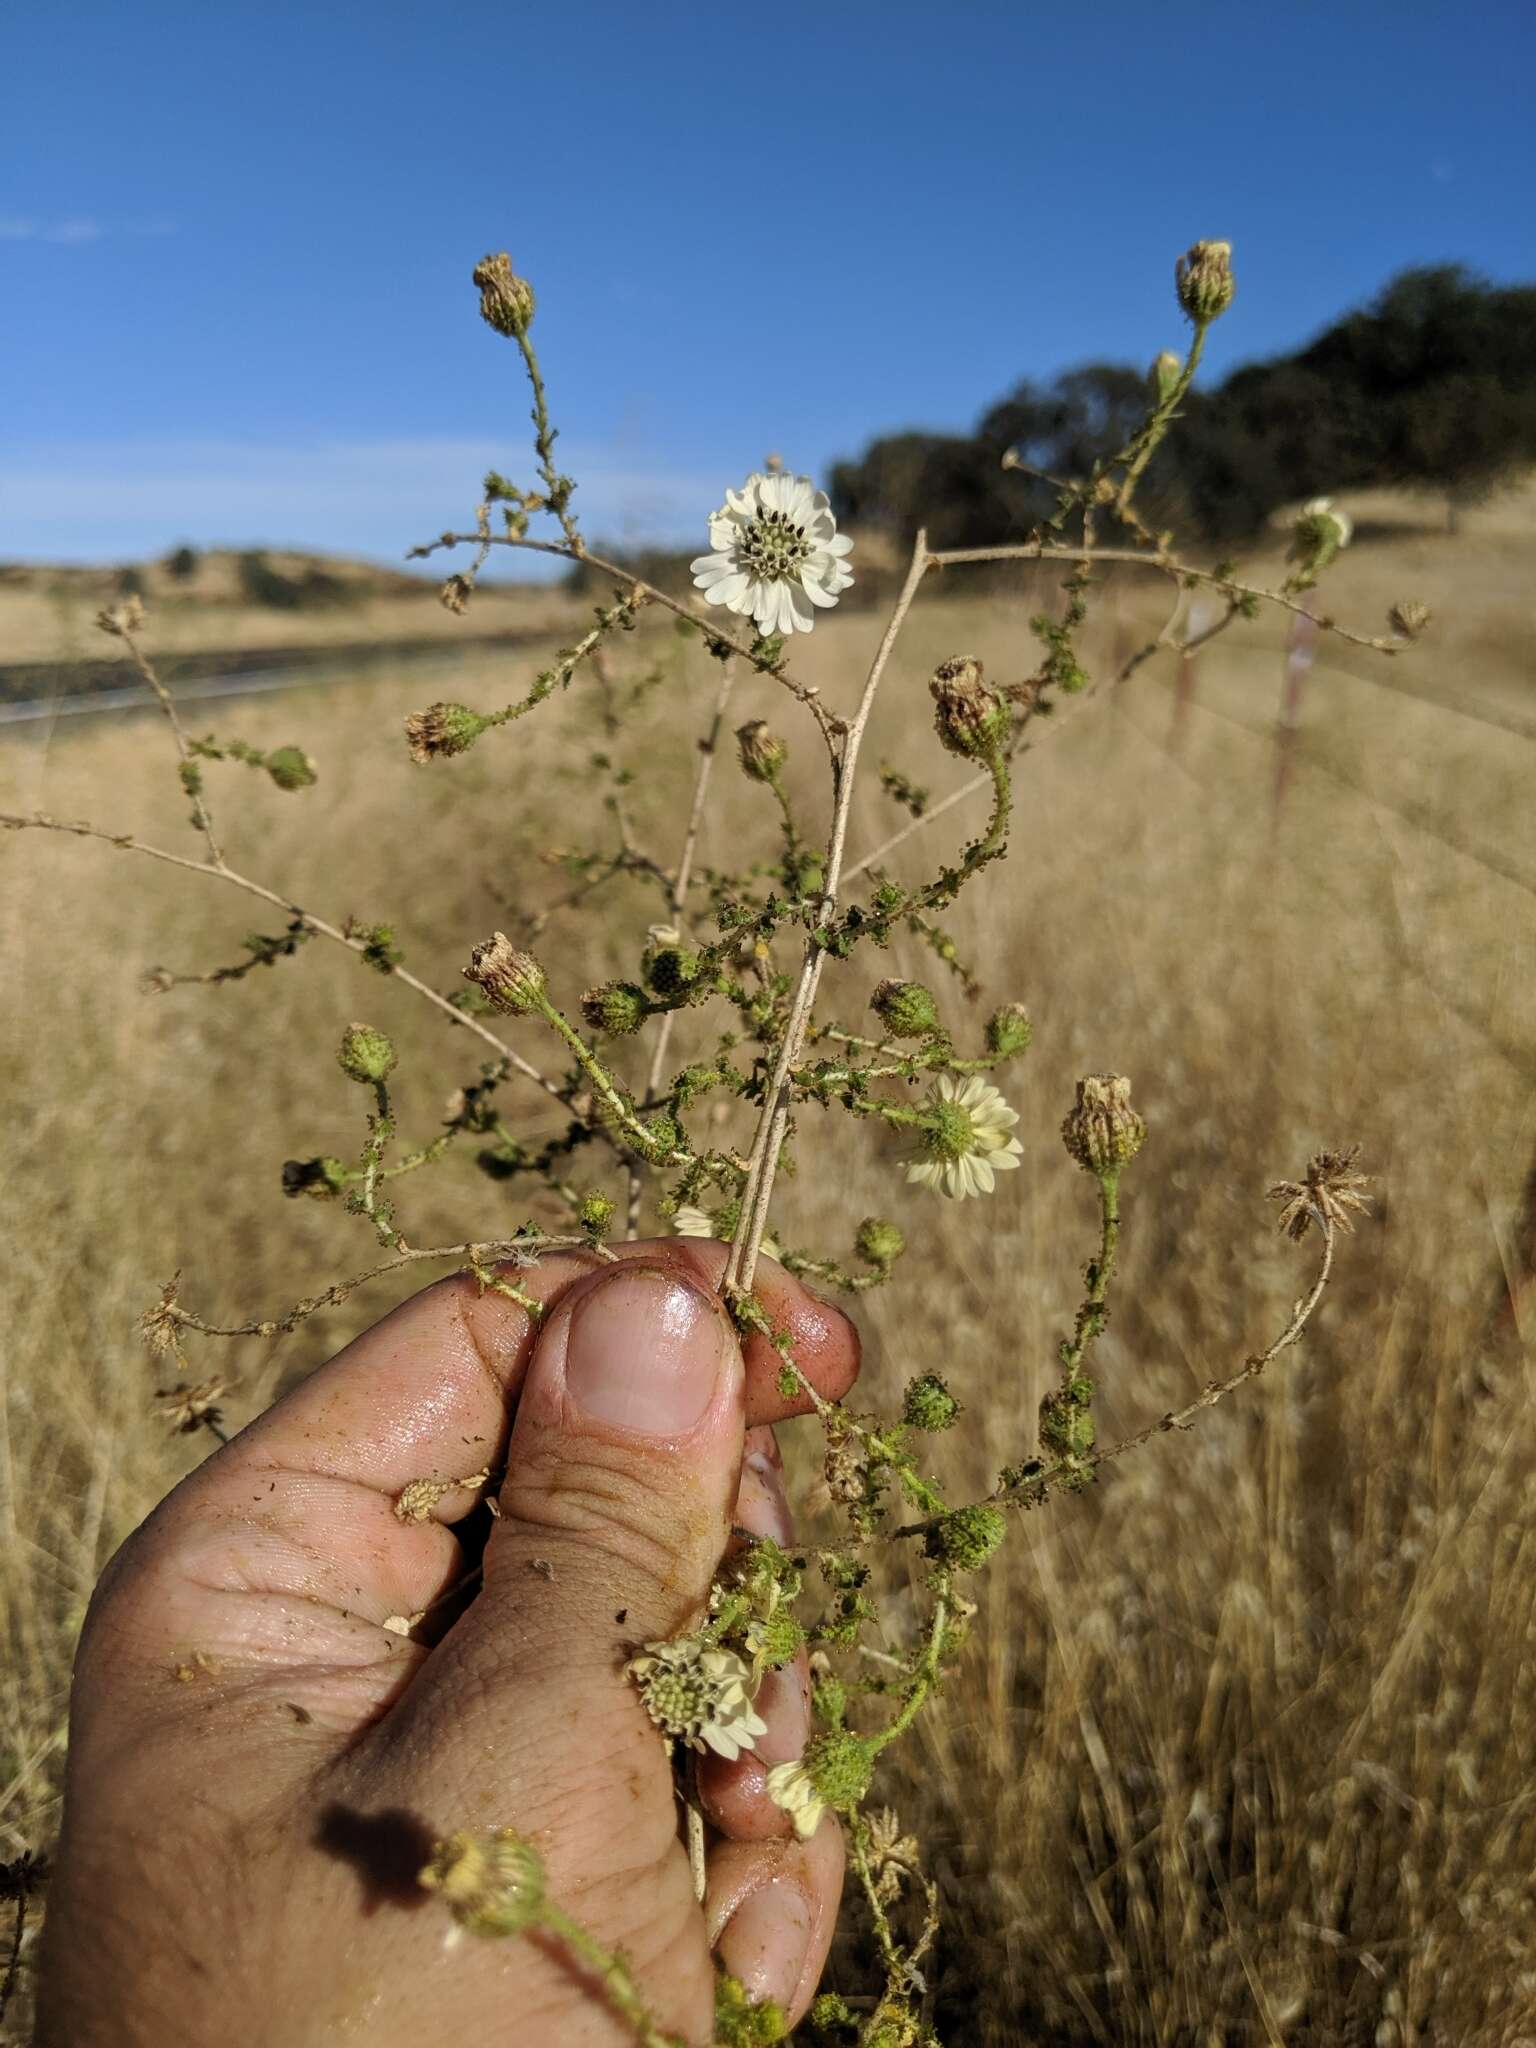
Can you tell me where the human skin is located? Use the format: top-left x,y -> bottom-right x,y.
37,1240 -> 861,2045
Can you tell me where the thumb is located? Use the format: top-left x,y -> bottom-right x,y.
488,1259 -> 746,1646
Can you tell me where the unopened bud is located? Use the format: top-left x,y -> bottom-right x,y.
1061,1074 -> 1146,1175
464,934 -> 546,1014
735,719 -> 787,783
855,1215 -> 906,1269
1388,598 -> 1431,641
1174,240 -> 1235,323
419,1828 -> 544,1939
985,1002 -> 1033,1058
929,656 -> 1009,760
404,700 -> 486,763
925,1503 -> 1007,1571
1288,497 -> 1353,578
580,980 -> 648,1035
338,1022 -> 397,1086
871,978 -> 940,1038
281,1155 -> 346,1200
903,1371 -> 959,1431
1149,350 -> 1183,405
578,1191 -> 615,1235
471,252 -> 536,338
265,746 -> 317,792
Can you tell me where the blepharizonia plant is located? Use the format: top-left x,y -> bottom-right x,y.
4,237 -> 1425,2045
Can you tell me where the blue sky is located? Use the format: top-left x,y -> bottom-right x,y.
3,0 -> 1533,567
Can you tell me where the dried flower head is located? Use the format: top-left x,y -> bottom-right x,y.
155,1377 -> 230,1434
471,252 -> 536,338
736,719 -> 787,783
1175,240 -> 1235,322
1388,598 -> 1431,641
929,656 -> 1009,760
629,1637 -> 767,1759
1268,1145 -> 1371,1242
464,934 -> 546,1014
439,573 -> 473,615
1061,1074 -> 1146,1176
691,471 -> 854,637
138,1275 -> 183,1359
906,1074 -> 1023,1200
404,700 -> 487,763
580,979 -> 648,1036
95,594 -> 146,638
419,1828 -> 544,1939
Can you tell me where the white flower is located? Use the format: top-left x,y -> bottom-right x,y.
1301,496 -> 1353,548
628,1638 -> 768,1761
905,1074 -> 1023,1201
673,1205 -> 780,1263
691,471 -> 853,637
765,1759 -> 826,1840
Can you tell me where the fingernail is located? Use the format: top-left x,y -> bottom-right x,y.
718,1879 -> 812,2011
565,1270 -> 729,1437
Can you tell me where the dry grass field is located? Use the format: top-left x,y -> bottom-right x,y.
2,488 -> 1534,2042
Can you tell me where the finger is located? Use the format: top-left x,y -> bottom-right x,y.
700,1428 -> 809,1842
707,1820 -> 845,2027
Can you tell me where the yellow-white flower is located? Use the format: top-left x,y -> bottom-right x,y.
765,1759 -> 825,1840
691,471 -> 853,638
674,1205 -> 780,1263
1300,496 -> 1353,548
628,1638 -> 768,1761
905,1074 -> 1023,1200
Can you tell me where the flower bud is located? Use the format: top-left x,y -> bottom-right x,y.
578,1191 -> 615,1236
471,252 -> 536,338
1288,497 -> 1353,577
1061,1074 -> 1146,1175
870,978 -> 940,1038
929,656 -> 1009,760
463,933 -> 546,1014
1174,240 -> 1235,323
903,1371 -> 960,1431
1149,350 -> 1183,405
985,1001 -> 1033,1058
264,745 -> 317,792
403,700 -> 486,763
419,1828 -> 545,1939
338,1022 -> 397,1086
925,1502 -> 1007,1572
855,1215 -> 906,1269
281,1155 -> 346,1200
1388,598 -> 1431,641
643,941 -> 702,999
580,979 -> 648,1035
735,719 -> 787,783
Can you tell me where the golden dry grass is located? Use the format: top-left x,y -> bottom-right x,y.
2,492 -> 1534,2042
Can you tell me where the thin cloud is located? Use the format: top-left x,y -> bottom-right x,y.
0,217 -> 105,244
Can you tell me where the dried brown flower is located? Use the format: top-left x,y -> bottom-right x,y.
155,1377 -> 230,1434
1268,1145 -> 1371,1242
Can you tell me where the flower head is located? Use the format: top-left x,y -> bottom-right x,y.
1268,1145 -> 1370,1242
905,1074 -> 1022,1200
463,934 -> 546,1014
766,1731 -> 874,1839
628,1638 -> 768,1760
691,471 -> 853,638
1061,1074 -> 1146,1176
1175,240 -> 1235,322
765,1758 -> 826,1840
1288,497 -> 1353,578
404,701 -> 487,763
419,1828 -> 544,1940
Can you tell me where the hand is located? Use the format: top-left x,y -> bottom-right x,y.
38,1241 -> 861,2045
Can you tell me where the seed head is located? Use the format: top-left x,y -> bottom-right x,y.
926,1502 -> 1007,1571
471,252 -> 536,338
985,1001 -> 1033,1059
464,934 -> 546,1014
903,1372 -> 959,1432
1061,1074 -> 1146,1176
404,700 -> 487,763
871,978 -> 940,1039
95,594 -> 146,638
929,656 -> 1009,760
643,940 -> 702,999
1388,599 -> 1431,641
155,1377 -> 230,1435
1149,349 -> 1183,404
439,573 -> 473,615
338,1022 -> 397,1085
264,746 -> 317,792
1268,1145 -> 1371,1242
419,1828 -> 544,1939
1175,240 -> 1235,322
580,980 -> 649,1035
735,719 -> 787,783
